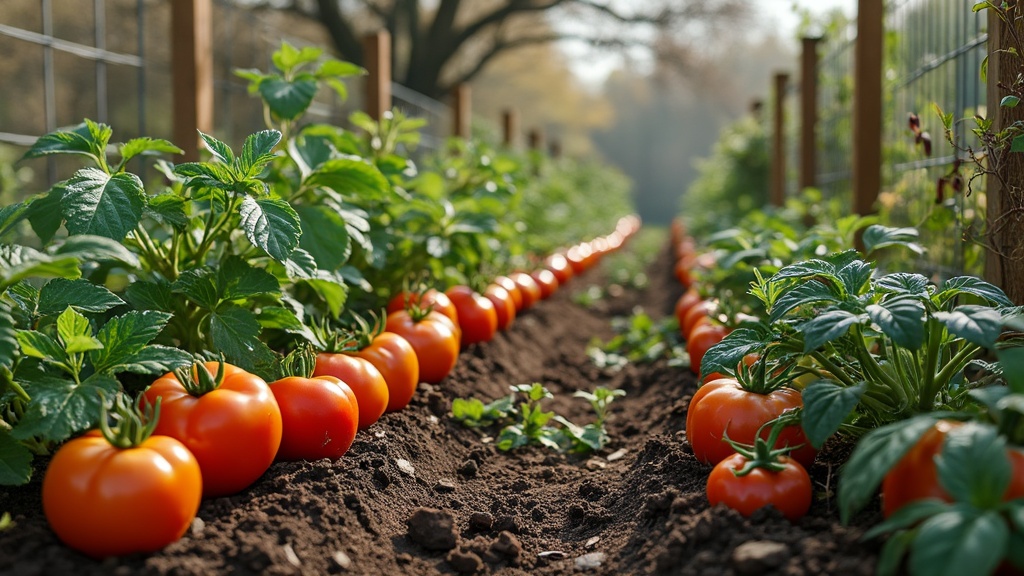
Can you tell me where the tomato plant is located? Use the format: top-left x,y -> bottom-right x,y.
385,309 -> 460,384
270,347 -> 359,461
445,285 -> 498,346
313,352 -> 389,430
43,396 -> 202,558
143,360 -> 283,497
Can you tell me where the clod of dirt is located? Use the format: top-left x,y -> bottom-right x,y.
469,511 -> 494,531
434,478 -> 457,493
458,459 -> 479,477
447,548 -> 484,574
575,552 -> 606,571
490,530 -> 523,563
731,540 -> 791,575
407,508 -> 459,551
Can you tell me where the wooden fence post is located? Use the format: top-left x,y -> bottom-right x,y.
771,72 -> 789,207
528,128 -> 543,151
852,0 -> 883,217
985,8 -> 1024,304
800,37 -> 820,191
452,84 -> 471,139
364,31 -> 391,121
171,0 -> 214,162
502,109 -> 518,148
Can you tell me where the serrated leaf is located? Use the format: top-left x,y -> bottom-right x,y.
238,196 -> 301,263
239,129 -> 282,178
273,42 -> 322,72
259,76 -> 318,121
199,131 -> 235,165
56,306 -> 92,343
284,248 -> 319,280
935,423 -> 1010,508
908,510 -> 1007,576
0,301 -> 17,368
51,235 -> 140,269
288,131 -> 337,178
797,310 -> 866,352
145,193 -> 190,228
770,280 -> 844,322
838,414 -> 944,523
698,326 -> 772,381
21,122 -> 97,160
172,268 -> 219,310
115,345 -> 193,375
37,278 -> 124,316
302,277 -> 348,318
124,280 -> 173,312
15,330 -> 67,363
12,373 -> 119,442
207,306 -> 275,372
303,157 -> 390,200
801,381 -> 866,448
256,306 -> 304,331
60,168 -> 146,241
0,430 -> 33,485
933,306 -> 1003,348
0,245 -> 81,290
296,205 -> 352,271
118,137 -> 182,165
938,277 -> 1013,308
861,225 -> 925,255
837,259 -> 873,295
867,297 -> 926,350
89,310 -> 173,374
217,256 -> 280,301
25,187 -> 65,244
174,161 -> 236,188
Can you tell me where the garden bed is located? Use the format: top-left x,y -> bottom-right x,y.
0,241 -> 880,575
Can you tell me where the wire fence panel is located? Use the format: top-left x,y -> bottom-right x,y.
816,24 -> 856,201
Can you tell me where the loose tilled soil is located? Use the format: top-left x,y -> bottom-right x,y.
0,240 -> 882,576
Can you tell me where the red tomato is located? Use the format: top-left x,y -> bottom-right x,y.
43,431 -> 201,557
493,275 -> 524,310
544,253 -> 574,285
510,272 -> 542,310
674,258 -> 694,288
484,284 -> 517,331
386,289 -> 459,326
674,289 -> 701,328
686,378 -> 817,468
566,244 -> 590,274
530,268 -> 560,300
706,452 -> 812,522
385,309 -> 460,383
354,331 -> 420,412
446,285 -> 498,346
270,375 -> 359,460
881,420 -> 1024,517
687,323 -> 731,375
313,353 -> 389,430
143,362 -> 282,497
682,300 -> 716,339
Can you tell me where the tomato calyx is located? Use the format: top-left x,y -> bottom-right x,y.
343,311 -> 388,350
723,413 -> 804,476
100,393 -> 162,449
174,359 -> 226,397
735,351 -> 796,396
308,316 -> 357,353
278,345 -> 318,379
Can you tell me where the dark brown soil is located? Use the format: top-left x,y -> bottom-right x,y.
0,240 -> 881,576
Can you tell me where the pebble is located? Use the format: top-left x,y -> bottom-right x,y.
332,551 -> 352,570
407,508 -> 459,551
575,552 -> 606,571
731,541 -> 790,575
538,550 -> 568,560
585,536 -> 600,548
584,459 -> 606,470
283,544 -> 301,567
396,458 -> 416,476
190,517 -> 206,538
490,530 -> 522,561
469,511 -> 494,531
606,448 -> 628,462
458,459 -> 479,477
434,478 -> 457,493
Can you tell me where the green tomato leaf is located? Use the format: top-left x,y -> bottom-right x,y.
198,131 -> 235,166
173,161 -> 236,189
0,301 -> 17,368
295,205 -> 352,272
801,380 -> 866,449
867,296 -> 926,350
301,277 -> 348,318
997,347 -> 1024,394
317,59 -> 364,78
24,188 -> 64,244
933,305 -> 1003,348
864,499 -> 953,540
118,137 -> 182,165
838,413 -> 944,523
877,529 -> 916,576
303,157 -> 390,200
238,196 -> 301,263
145,193 -> 190,229
288,131 -> 338,178
861,225 -> 925,256
272,42 -> 321,72
769,280 -> 844,323
60,168 -> 146,241
124,280 -> 174,312
938,277 -> 1013,308
698,325 -> 772,382
51,235 -> 140,269
0,429 -> 33,485
908,509 -> 1007,576
37,278 -> 124,316
56,306 -> 92,342
89,310 -> 173,374
284,248 -> 319,280
12,373 -> 119,442
259,76 -> 318,121
255,306 -> 305,331
238,129 -> 282,178
837,259 -> 873,296
0,245 -> 81,291
936,422 -> 1011,509
452,397 -> 486,426
115,345 -> 193,375
21,122 -> 98,161
172,268 -> 219,310
796,309 -> 866,352
207,306 -> 275,372
217,256 -> 280,302
875,273 -> 932,298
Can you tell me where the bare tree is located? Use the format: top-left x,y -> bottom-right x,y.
266,0 -> 747,98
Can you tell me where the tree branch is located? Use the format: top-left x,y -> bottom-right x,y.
316,0 -> 363,62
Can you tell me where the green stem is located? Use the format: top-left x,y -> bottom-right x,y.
811,351 -> 859,387
932,343 -> 981,396
918,320 -> 944,412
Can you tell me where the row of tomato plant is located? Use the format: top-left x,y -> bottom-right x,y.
668,194 -> 1024,574
0,41 -> 639,557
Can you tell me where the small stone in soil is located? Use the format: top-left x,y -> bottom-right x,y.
490,531 -> 522,563
731,541 -> 790,575
585,536 -> 600,548
458,459 -> 479,477
396,458 -> 416,476
493,515 -> 520,534
469,512 -> 494,531
538,551 -> 568,560
396,553 -> 414,564
190,516 -> 205,538
447,548 -> 484,574
584,459 -> 606,470
332,551 -> 352,569
606,448 -> 628,462
407,508 -> 459,551
575,552 -> 605,571
283,544 -> 301,567
434,478 -> 457,493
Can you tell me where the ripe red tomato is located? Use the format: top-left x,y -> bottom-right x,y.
674,289 -> 701,328
144,362 -> 282,497
530,268 -> 560,299
682,300 -> 716,339
484,284 -> 517,331
385,309 -> 460,383
493,275 -> 524,310
674,258 -> 694,288
313,353 -> 389,429
387,289 -> 459,326
881,420 -> 1024,517
686,378 -> 817,468
446,285 -> 498,346
687,323 -> 730,375
354,331 -> 420,412
706,452 -> 812,522
270,375 -> 359,460
566,244 -> 590,274
43,431 -> 201,557
510,272 -> 542,310
544,253 -> 574,285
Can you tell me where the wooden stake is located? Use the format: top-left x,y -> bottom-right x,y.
171,0 -> 214,161
363,31 -> 391,120
502,109 -> 518,148
452,84 -> 471,139
800,37 -> 820,191
771,72 -> 789,207
852,0 -> 883,217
